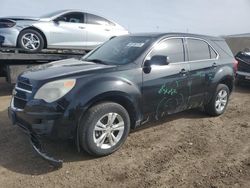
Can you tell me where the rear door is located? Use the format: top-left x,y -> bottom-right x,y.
142,38 -> 190,120
85,13 -> 115,49
186,38 -> 219,108
49,12 -> 87,48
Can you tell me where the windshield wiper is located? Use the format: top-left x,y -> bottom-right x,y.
83,59 -> 109,65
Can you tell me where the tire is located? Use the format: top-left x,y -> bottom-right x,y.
18,29 -> 45,52
205,84 -> 230,116
79,102 -> 130,156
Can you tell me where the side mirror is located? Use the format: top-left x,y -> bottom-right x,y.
143,55 -> 169,73
149,55 -> 169,66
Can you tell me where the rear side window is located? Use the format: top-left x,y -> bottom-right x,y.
209,46 -> 217,59
86,13 -> 115,26
149,38 -> 185,63
187,39 -> 211,61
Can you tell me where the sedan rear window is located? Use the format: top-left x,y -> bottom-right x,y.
86,13 -> 115,26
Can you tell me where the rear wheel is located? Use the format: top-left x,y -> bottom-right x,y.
205,84 -> 230,116
18,29 -> 44,52
79,102 -> 130,156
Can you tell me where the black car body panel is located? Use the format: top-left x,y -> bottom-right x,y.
235,51 -> 250,83
8,33 -> 235,165
0,35 -> 4,46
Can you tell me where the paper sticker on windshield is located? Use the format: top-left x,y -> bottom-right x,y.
127,43 -> 145,47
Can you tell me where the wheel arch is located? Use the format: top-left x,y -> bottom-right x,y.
82,91 -> 140,130
17,27 -> 48,48
218,75 -> 234,93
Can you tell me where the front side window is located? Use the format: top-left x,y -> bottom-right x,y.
55,12 -> 84,23
148,38 -> 185,63
187,39 -> 213,61
86,13 -> 114,26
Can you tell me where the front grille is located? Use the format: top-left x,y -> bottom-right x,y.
13,77 -> 33,109
14,97 -> 27,109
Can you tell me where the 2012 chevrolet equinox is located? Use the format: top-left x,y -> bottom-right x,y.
8,33 -> 236,166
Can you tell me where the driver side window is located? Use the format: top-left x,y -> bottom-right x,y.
56,12 -> 84,23
149,38 -> 185,63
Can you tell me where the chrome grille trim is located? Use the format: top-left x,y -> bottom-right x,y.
15,86 -> 32,94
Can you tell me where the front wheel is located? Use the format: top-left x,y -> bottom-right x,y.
205,84 -> 230,116
18,29 -> 44,52
79,102 -> 130,156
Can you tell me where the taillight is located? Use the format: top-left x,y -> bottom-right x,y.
233,59 -> 238,73
0,19 -> 16,28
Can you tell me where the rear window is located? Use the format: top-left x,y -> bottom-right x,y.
187,39 -> 211,61
86,13 -> 115,26
213,40 -> 234,58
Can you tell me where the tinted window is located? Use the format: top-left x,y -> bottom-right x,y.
149,38 -> 185,63
82,36 -> 154,65
56,12 -> 84,23
86,13 -> 114,26
187,39 -> 211,61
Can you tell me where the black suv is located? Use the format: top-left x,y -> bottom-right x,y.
9,33 -> 236,166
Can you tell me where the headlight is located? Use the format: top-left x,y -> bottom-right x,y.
34,79 -> 76,103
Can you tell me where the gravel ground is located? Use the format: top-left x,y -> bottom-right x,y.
0,79 -> 249,188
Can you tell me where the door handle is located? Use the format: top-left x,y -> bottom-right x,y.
212,62 -> 217,68
79,26 -> 85,29
180,68 -> 188,75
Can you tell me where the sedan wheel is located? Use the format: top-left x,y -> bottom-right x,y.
18,29 -> 45,52
21,33 -> 41,51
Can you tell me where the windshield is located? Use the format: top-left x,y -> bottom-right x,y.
40,10 -> 66,18
82,36 -> 154,65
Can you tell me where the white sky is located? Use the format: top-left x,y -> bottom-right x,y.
1,0 -> 250,36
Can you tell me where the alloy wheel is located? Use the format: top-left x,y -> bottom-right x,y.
21,33 -> 40,51
93,113 -> 125,149
215,89 -> 228,112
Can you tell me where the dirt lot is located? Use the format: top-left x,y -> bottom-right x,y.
0,80 -> 249,188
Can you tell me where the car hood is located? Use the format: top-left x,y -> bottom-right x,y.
19,58 -> 116,84
0,16 -> 41,21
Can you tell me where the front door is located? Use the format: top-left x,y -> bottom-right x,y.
142,38 -> 190,120
49,12 -> 87,48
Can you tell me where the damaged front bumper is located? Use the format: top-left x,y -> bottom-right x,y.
8,103 -> 63,168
